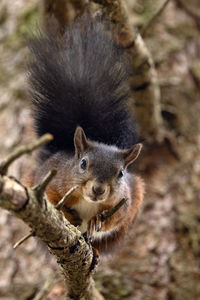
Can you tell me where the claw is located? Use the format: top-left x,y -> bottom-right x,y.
95,214 -> 102,232
89,247 -> 100,273
87,214 -> 102,241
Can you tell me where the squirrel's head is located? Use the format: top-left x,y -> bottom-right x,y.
73,127 -> 142,203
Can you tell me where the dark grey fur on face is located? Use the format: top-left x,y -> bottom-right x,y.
86,144 -> 122,184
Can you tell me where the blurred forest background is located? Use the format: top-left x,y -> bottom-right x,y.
0,0 -> 200,299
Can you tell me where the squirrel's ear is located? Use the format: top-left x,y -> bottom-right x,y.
122,143 -> 142,168
74,126 -> 89,157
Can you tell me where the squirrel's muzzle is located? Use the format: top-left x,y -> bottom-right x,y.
92,185 -> 105,196
82,179 -> 110,203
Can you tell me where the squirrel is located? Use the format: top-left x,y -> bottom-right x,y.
23,14 -> 145,254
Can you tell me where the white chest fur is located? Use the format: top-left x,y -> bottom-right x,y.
71,198 -> 117,240
72,198 -> 99,233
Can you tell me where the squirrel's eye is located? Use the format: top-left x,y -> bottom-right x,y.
118,170 -> 124,179
80,159 -> 87,170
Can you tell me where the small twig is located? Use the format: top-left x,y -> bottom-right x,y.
55,185 -> 78,210
0,134 -> 53,176
101,198 -> 128,222
33,272 -> 60,300
141,0 -> 171,37
33,169 -> 57,201
13,231 -> 35,249
0,176 -> 3,192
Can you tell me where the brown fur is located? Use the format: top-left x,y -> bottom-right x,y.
92,176 -> 144,252
22,162 -> 144,253
21,129 -> 144,254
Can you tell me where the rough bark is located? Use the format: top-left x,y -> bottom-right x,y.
0,135 -> 104,300
92,0 -> 164,142
0,173 -> 104,300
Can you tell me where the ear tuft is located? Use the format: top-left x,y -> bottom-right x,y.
74,126 -> 89,157
122,143 -> 142,168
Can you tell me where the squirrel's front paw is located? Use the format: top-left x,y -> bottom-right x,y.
89,247 -> 100,273
87,214 -> 102,240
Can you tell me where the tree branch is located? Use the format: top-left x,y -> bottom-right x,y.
101,198 -> 127,222
0,134 -> 128,298
141,0 -> 171,37
33,169 -> 57,202
0,174 -> 103,300
13,231 -> 35,249
55,185 -> 79,210
0,135 -> 104,299
0,133 -> 53,176
91,0 -> 164,142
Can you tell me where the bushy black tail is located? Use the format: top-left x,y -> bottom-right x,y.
28,14 -> 139,154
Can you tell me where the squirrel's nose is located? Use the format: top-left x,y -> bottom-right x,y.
92,185 -> 105,196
